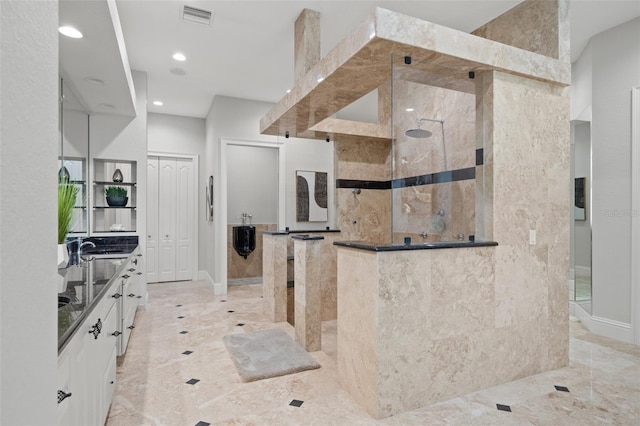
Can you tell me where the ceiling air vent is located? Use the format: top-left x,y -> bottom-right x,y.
182,5 -> 213,26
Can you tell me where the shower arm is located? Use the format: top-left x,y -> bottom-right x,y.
415,118 -> 447,171
417,118 -> 444,126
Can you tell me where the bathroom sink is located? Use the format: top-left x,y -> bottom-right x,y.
58,295 -> 71,309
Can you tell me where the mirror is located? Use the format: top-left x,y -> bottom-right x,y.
60,78 -> 89,236
571,121 -> 591,313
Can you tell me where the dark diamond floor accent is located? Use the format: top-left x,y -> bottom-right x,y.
497,404 -> 511,412
289,399 -> 304,407
186,379 -> 200,385
555,385 -> 570,392
179,331 -> 188,334
176,304 -> 182,307
236,323 -> 245,327
227,310 -> 235,313
221,300 -> 226,302
177,316 -> 185,319
182,350 -> 193,355
195,422 -> 210,426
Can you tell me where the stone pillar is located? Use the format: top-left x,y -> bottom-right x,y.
294,9 -> 320,83
262,233 -> 288,322
293,235 -> 324,351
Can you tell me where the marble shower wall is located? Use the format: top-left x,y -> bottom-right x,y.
392,77 -> 477,242
483,71 -> 570,364
227,224 -> 277,279
334,134 -> 392,243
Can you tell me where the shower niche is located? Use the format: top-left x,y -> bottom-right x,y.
390,54 -> 484,244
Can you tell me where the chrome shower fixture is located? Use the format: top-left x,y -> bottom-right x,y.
405,118 -> 444,139
352,188 -> 361,195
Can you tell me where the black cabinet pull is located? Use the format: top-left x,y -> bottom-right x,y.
112,331 -> 122,337
137,295 -> 142,299
122,274 -> 130,279
128,268 -> 135,272
57,390 -> 72,404
88,318 -> 102,339
128,293 -> 136,297
112,293 -> 122,299
132,258 -> 138,265
127,325 -> 135,330
136,272 -> 142,275
136,253 -> 142,257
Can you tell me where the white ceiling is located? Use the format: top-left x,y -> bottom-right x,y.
67,0 -> 640,119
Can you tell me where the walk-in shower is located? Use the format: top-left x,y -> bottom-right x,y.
391,54 -> 482,244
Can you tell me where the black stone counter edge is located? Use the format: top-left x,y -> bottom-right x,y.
263,229 -> 341,235
333,241 -> 499,251
58,247 -> 138,353
291,235 -> 325,241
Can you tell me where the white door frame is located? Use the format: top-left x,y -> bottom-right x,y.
148,152 -> 199,281
631,87 -> 640,345
217,138 -> 285,294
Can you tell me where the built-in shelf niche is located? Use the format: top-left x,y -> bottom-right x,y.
61,157 -> 88,236
91,159 -> 137,235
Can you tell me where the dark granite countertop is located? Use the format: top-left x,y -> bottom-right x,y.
263,229 -> 341,235
333,240 -> 498,252
291,235 -> 325,241
58,242 -> 138,353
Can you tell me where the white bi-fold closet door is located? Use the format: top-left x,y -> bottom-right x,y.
147,156 -> 194,283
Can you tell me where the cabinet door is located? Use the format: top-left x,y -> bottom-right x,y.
158,158 -> 177,282
175,158 -> 194,281
146,157 -> 159,283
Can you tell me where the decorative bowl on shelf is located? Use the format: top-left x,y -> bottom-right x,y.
106,195 -> 128,207
109,224 -> 125,232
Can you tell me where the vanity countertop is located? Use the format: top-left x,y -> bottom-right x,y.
58,246 -> 138,352
334,240 -> 498,252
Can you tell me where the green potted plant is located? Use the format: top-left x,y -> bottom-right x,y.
58,178 -> 77,268
105,186 -> 128,207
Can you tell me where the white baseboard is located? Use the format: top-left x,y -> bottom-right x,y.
198,270 -> 226,295
571,301 -> 632,343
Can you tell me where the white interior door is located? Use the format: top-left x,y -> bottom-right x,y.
158,158 -> 177,282
146,157 -> 159,283
175,158 -> 194,281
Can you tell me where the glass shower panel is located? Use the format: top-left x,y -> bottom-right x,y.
391,55 -> 481,243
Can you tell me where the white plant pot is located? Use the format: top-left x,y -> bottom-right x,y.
57,243 -> 69,269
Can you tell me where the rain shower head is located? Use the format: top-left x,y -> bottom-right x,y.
405,128 -> 432,138
405,117 -> 443,139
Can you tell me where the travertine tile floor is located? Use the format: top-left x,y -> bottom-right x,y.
106,280 -> 640,425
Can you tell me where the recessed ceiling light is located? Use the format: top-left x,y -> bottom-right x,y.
286,89 -> 291,94
59,26 -> 83,39
405,108 -> 415,112
85,77 -> 105,86
172,52 -> 186,62
153,101 -> 164,106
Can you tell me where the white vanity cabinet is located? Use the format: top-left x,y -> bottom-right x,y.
57,274 -> 119,426
116,252 -> 143,355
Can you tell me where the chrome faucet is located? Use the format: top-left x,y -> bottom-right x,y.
79,241 -> 96,262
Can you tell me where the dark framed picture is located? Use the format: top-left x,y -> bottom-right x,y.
296,170 -> 328,222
